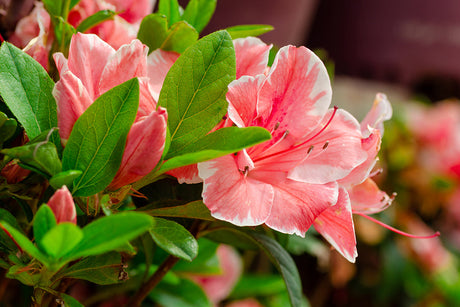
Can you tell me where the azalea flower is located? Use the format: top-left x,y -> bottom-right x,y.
47,185 -> 77,224
198,45 -> 367,236
53,33 -> 167,190
10,0 -> 155,69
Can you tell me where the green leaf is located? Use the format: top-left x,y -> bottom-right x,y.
161,126 -> 271,171
42,0 -> 65,17
0,43 -> 58,144
150,277 -> 212,307
0,209 -> 22,252
0,111 -> 17,147
1,141 -> 62,177
0,222 -> 49,266
182,0 -> 217,33
158,0 -> 181,26
142,200 -> 214,221
159,30 -> 235,159
40,223 -> 83,259
150,218 -> 198,261
63,212 -> 154,260
55,252 -> 123,285
49,170 -> 83,189
69,0 -> 81,10
230,275 -> 286,299
226,24 -> 274,39
7,263 -> 40,286
61,293 -> 84,307
138,14 -> 198,54
33,205 -> 57,252
161,21 -> 198,53
62,78 -> 139,196
76,10 -> 117,33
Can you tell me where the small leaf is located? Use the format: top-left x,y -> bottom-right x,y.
55,252 -> 123,285
150,218 -> 198,261
158,0 -> 181,26
61,293 -> 84,307
40,223 -> 83,259
0,209 -> 22,252
182,0 -> 217,33
161,21 -> 198,53
143,200 -> 214,221
150,277 -> 212,307
49,170 -> 83,189
76,10 -> 117,33
159,30 -> 235,159
161,126 -> 271,171
0,222 -> 49,266
63,212 -> 154,260
173,238 -> 220,274
62,78 -> 139,196
230,275 -> 286,299
33,205 -> 57,252
69,0 -> 81,10
0,43 -> 59,145
0,112 -> 17,147
226,24 -> 274,39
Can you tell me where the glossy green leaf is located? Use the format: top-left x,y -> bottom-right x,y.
61,293 -> 84,307
150,277 -> 212,307
226,24 -> 274,39
69,0 -> 81,10
33,205 -> 57,252
62,78 -> 139,196
0,43 -> 58,144
63,212 -> 154,260
55,252 -> 123,285
158,0 -> 181,26
0,222 -> 49,266
161,126 -> 271,171
49,170 -> 83,189
159,30 -> 235,159
40,223 -> 83,259
138,14 -> 198,54
150,218 -> 198,261
76,10 -> 117,33
42,0 -> 65,17
182,0 -> 216,33
143,200 -> 214,221
1,141 -> 62,177
161,21 -> 198,53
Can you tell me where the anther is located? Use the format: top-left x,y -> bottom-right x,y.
274,122 -> 280,131
322,141 -> 329,150
307,145 -> 314,154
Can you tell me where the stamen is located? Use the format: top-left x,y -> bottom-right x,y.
307,145 -> 314,154
322,141 -> 329,150
354,212 -> 440,239
369,168 -> 383,178
274,122 -> 280,131
303,106 -> 339,144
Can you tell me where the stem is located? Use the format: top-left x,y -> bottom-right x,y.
128,255 -> 180,307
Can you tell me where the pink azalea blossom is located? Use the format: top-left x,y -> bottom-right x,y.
190,245 -> 243,304
10,0 -> 155,68
47,186 -> 77,224
198,45 -> 367,236
313,93 -> 394,262
53,33 -> 167,190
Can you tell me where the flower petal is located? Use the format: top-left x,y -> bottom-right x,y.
109,107 -> 167,190
147,49 -> 180,101
167,165 -> 202,184
361,93 -> 392,137
47,186 -> 77,224
286,109 -> 367,184
199,156 -> 274,226
349,178 -> 393,214
314,187 -> 357,263
258,172 -> 338,236
234,37 -> 271,78
67,33 -> 115,100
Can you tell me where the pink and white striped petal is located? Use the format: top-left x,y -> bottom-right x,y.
199,156 -> 274,226
234,37 -> 271,79
361,93 -> 392,138
67,33 -> 115,100
349,178 -> 393,214
147,49 -> 180,101
314,188 -> 357,263
167,165 -> 202,184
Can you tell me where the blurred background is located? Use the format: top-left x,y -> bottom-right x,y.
3,0 -> 460,306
